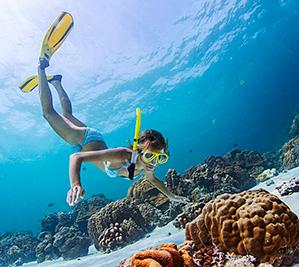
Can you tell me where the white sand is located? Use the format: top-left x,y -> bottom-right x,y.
24,167 -> 299,267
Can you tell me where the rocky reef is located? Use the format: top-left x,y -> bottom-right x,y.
0,194 -> 111,265
72,193 -> 112,233
40,212 -> 75,235
88,197 -> 151,252
281,136 -> 299,170
36,225 -> 90,262
128,177 -> 182,228
166,149 -> 276,203
34,194 -> 111,262
173,202 -> 206,229
52,226 -> 90,260
0,232 -> 38,266
88,178 -> 182,252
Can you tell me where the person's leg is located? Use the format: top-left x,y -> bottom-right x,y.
49,78 -> 108,151
49,77 -> 86,127
37,61 -> 85,145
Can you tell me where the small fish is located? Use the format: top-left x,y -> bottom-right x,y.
48,203 -> 55,207
240,79 -> 245,86
82,167 -> 87,171
189,149 -> 193,153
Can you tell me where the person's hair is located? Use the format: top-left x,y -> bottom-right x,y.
138,129 -> 168,153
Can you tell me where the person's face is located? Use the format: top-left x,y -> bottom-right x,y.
139,146 -> 168,172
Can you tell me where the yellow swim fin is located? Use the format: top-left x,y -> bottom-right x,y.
40,12 -> 74,60
19,75 -> 62,93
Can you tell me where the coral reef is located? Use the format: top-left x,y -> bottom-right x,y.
179,241 -> 260,267
72,193 -> 112,233
118,241 -> 274,267
128,177 -> 169,209
185,189 -> 299,266
35,194 -> 112,262
275,177 -> 299,196
118,243 -> 194,267
224,149 -> 266,177
52,226 -> 90,260
192,245 -> 226,267
225,253 -> 256,267
128,177 -> 182,228
88,197 -> 153,252
137,201 -> 181,228
281,136 -> 299,170
256,169 -> 278,183
41,212 -> 75,235
262,152 -> 282,172
98,222 -> 125,251
36,226 -> 90,262
36,231 -> 60,263
173,202 -> 205,229
0,232 -> 38,266
166,149 -> 270,201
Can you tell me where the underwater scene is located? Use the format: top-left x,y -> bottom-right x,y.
0,0 -> 299,266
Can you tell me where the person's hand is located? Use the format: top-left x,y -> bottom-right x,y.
66,184 -> 85,206
171,195 -> 190,204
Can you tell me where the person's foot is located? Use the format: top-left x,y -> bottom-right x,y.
48,75 -> 62,84
38,57 -> 49,70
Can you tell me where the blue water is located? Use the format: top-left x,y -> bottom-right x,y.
0,0 -> 298,233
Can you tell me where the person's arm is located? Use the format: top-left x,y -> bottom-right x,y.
69,148 -> 130,185
67,147 -> 130,206
144,172 -> 189,203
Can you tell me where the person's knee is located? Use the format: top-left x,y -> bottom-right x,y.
62,112 -> 72,119
42,108 -> 55,120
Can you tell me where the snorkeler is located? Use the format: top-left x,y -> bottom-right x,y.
20,12 -> 188,206
37,64 -> 187,206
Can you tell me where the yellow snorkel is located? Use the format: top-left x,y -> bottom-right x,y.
128,107 -> 141,180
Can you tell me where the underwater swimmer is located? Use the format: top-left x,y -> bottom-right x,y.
37,58 -> 188,206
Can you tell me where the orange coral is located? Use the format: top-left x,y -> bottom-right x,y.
129,243 -> 194,267
185,189 -> 299,266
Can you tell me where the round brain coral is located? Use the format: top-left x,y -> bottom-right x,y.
130,243 -> 194,267
185,189 -> 299,266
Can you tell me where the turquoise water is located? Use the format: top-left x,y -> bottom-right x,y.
0,0 -> 298,233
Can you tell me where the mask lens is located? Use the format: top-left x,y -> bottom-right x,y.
144,152 -> 155,160
158,154 -> 168,164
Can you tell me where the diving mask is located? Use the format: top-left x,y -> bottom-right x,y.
140,150 -> 169,164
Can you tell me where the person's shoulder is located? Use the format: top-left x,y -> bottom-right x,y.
121,147 -> 133,154
111,147 -> 132,156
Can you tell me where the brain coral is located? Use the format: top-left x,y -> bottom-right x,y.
119,243 -> 194,267
185,189 -> 299,266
